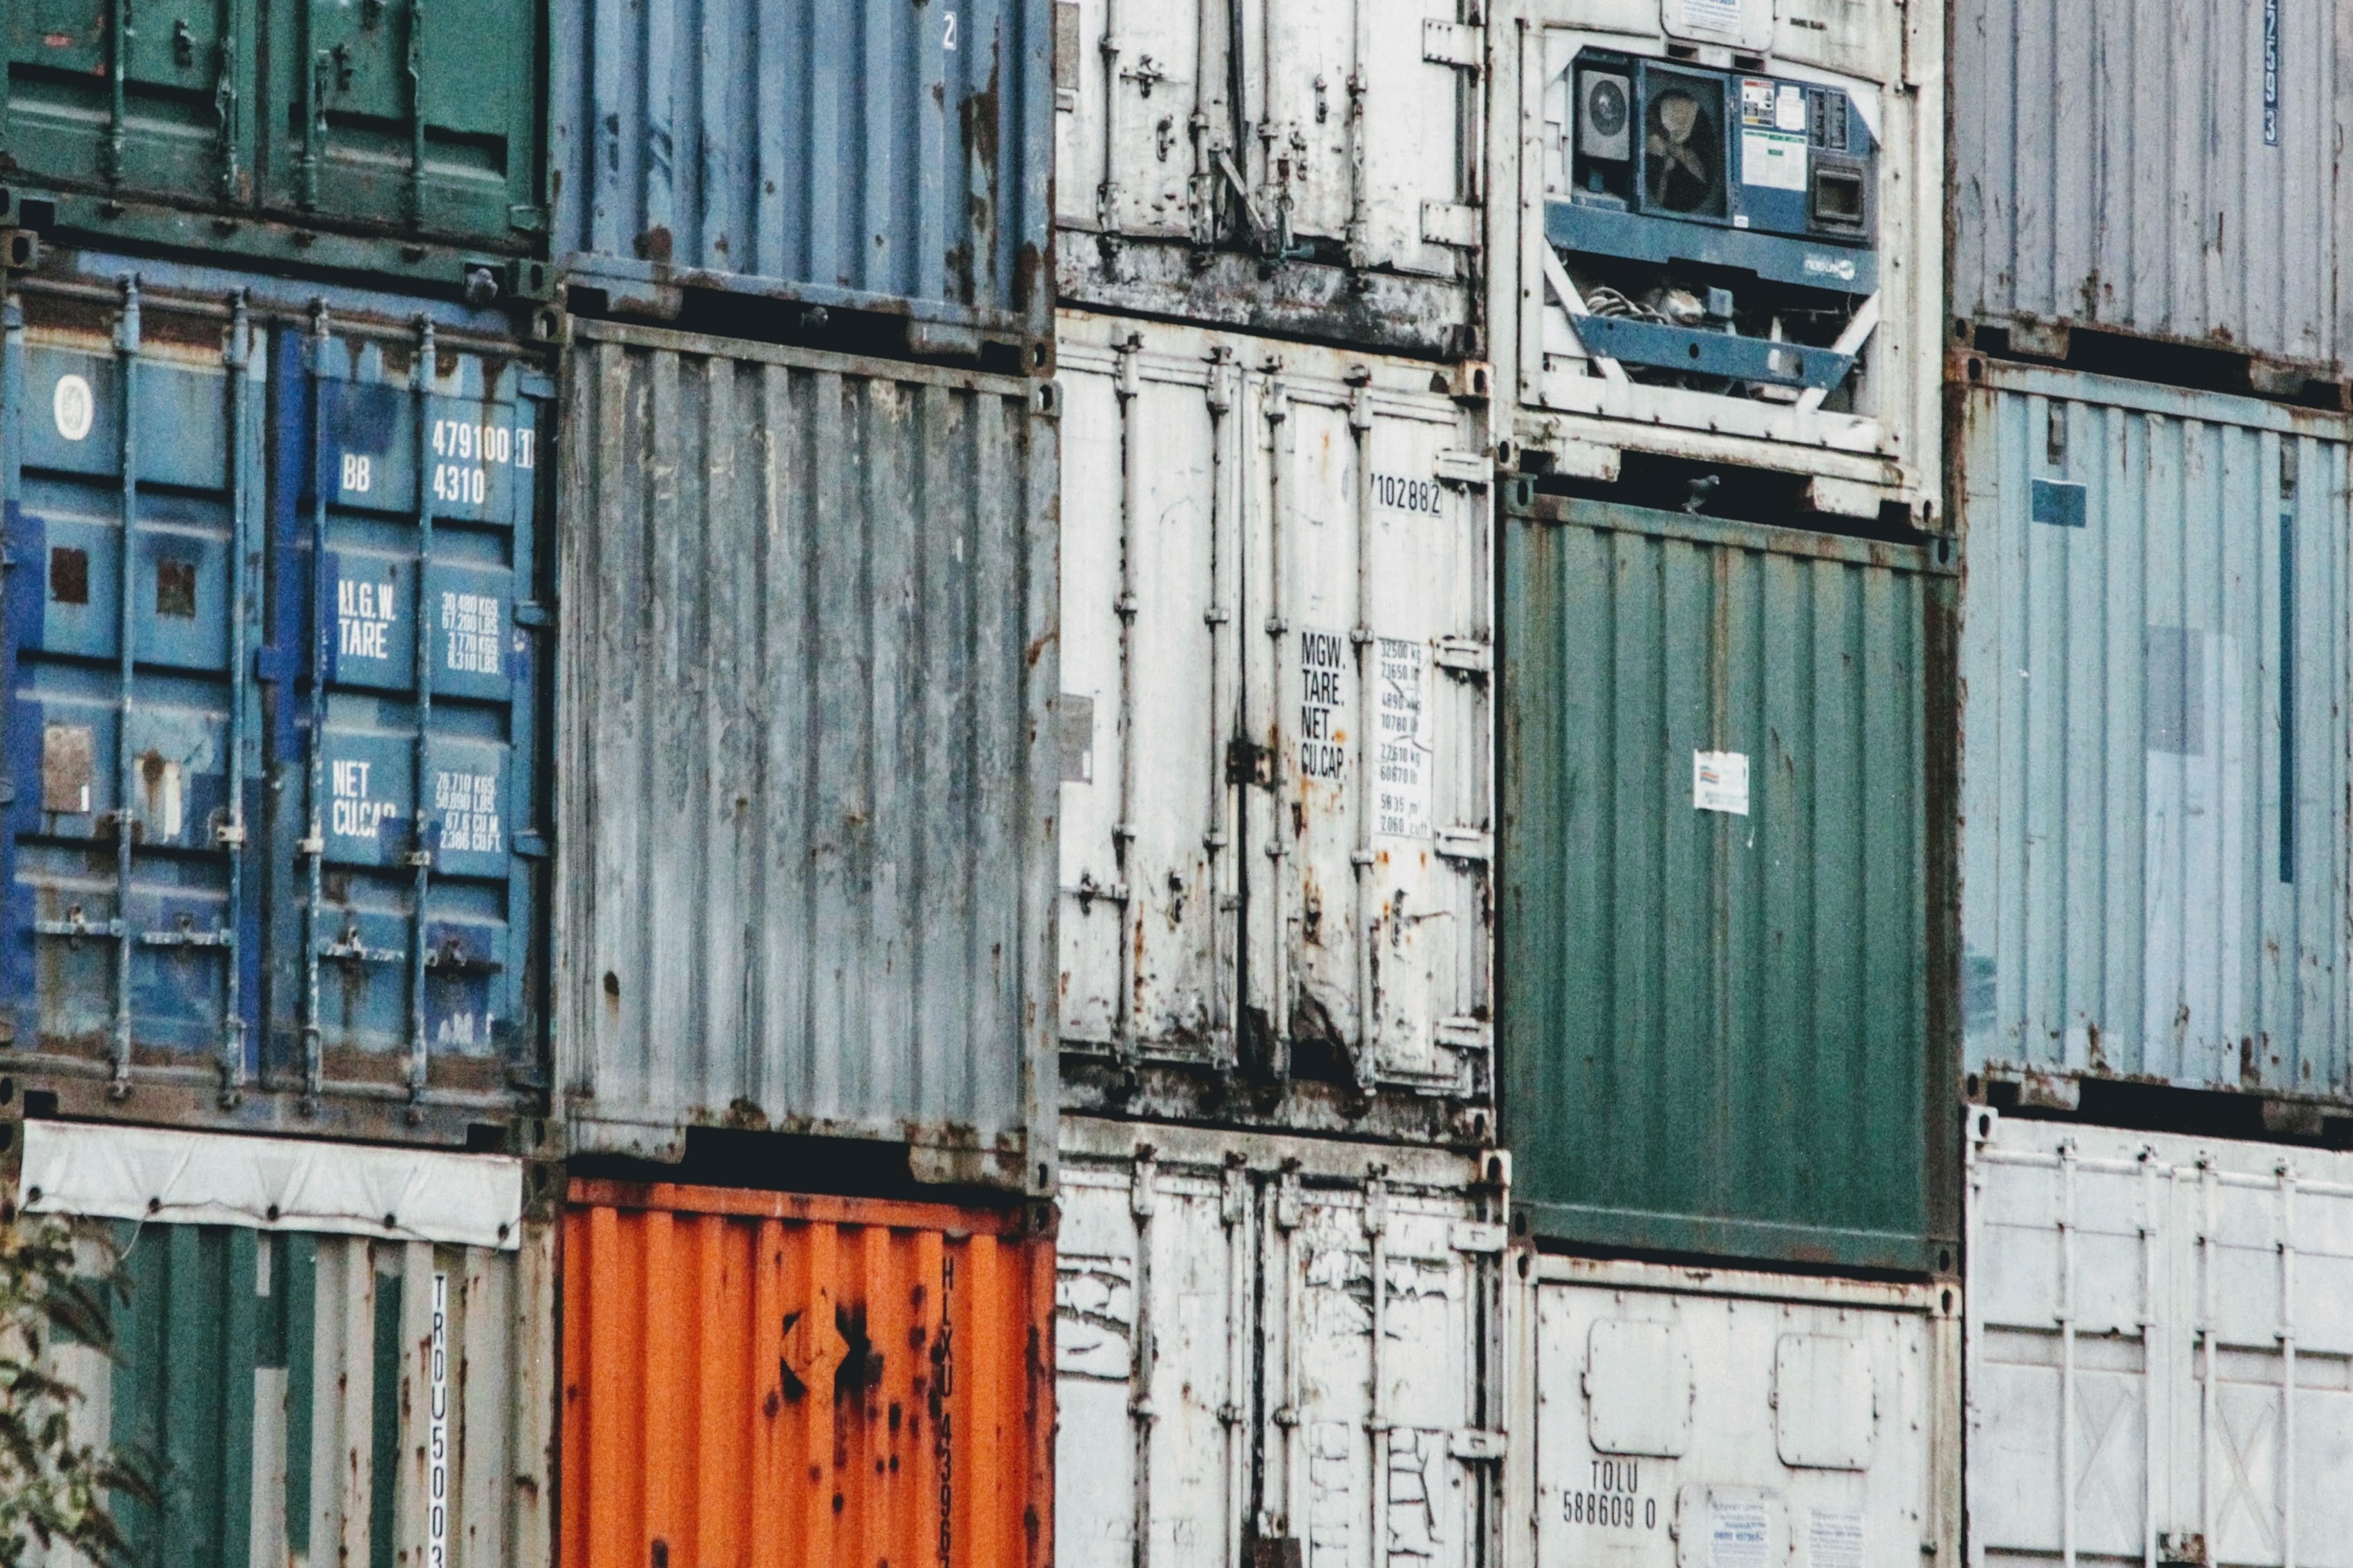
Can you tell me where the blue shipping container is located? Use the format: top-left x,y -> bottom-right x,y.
549,0 -> 1054,362
0,265 -> 550,1142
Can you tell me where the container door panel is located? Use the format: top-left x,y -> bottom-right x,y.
3,0 -> 255,205
1346,0 -> 1472,277
267,319 -> 543,1107
2,297 -> 265,1089
1062,0 -> 1207,239
267,0 -> 539,248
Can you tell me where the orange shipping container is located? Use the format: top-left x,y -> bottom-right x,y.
561,1181 -> 1055,1568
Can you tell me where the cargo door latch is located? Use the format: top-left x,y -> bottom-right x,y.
1227,738 -> 1275,787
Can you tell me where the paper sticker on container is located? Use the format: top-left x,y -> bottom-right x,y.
1693,751 -> 1750,815
1808,1511 -> 1864,1568
1709,1496 -> 1772,1568
1741,132 -> 1807,191
1376,638 -> 1435,839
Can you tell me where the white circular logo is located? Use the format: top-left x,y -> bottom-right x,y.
52,375 -> 93,442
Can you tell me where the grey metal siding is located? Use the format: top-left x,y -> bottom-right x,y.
555,320 -> 1058,1186
1958,360 -> 2353,1103
1952,0 -> 2353,371
548,0 -> 1054,353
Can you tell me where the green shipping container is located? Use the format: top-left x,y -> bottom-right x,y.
1499,485 -> 1959,1274
0,0 -> 545,291
24,1120 -> 554,1567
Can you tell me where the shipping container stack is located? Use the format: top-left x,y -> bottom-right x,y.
1949,1 -> 2353,1559
1047,5 -> 1509,1568
1483,0 -> 1963,1560
0,4 -> 568,1556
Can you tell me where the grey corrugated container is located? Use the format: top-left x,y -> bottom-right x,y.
548,0 -> 1054,361
1952,0 -> 2353,375
1959,358 -> 2353,1106
554,319 -> 1058,1189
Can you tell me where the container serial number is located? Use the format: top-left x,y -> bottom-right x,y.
431,418 -> 534,470
1373,473 -> 1443,515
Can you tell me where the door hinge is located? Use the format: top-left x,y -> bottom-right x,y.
1422,20 -> 1484,69
1434,638 -> 1491,675
1435,1016 -> 1492,1052
1449,1428 -> 1508,1461
1436,448 -> 1491,488
1435,828 -> 1492,862
1448,1220 -> 1506,1254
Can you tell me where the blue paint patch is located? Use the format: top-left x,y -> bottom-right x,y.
2031,479 -> 2087,528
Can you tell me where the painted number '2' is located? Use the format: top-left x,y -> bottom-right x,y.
943,10 -> 957,49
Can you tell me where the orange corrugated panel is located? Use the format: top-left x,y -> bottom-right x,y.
561,1181 -> 1055,1568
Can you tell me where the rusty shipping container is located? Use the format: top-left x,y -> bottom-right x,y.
1952,0 -> 2353,383
549,0 -> 1055,362
554,319 -> 1058,1187
560,1178 -> 1055,1568
1055,1118 -> 1507,1568
23,1119 -> 556,1568
1959,358 -> 2353,1111
1055,310 -> 1494,1139
1492,0 -> 1945,520
1051,0 -> 1489,358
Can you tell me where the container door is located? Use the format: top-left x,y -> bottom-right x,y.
266,314 -> 546,1112
264,0 -> 542,249
2,282 -> 266,1094
1255,368 -> 1490,1093
1055,0 -> 1214,240
0,0 -> 258,207
1967,1112 -> 2353,1568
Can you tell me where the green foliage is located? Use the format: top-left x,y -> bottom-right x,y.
0,1219 -> 150,1568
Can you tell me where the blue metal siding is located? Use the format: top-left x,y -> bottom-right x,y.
1,273 -> 549,1138
548,0 -> 1054,351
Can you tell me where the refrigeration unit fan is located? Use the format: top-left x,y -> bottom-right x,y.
1550,49 -> 1879,397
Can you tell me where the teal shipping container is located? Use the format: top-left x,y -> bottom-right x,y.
22,1118 -> 555,1568
1499,483 -> 1958,1274
0,0 -> 547,298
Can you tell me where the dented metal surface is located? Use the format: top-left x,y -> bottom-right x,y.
32,1132 -> 555,1568
553,319 -> 1058,1186
1492,0 -> 1943,512
1511,1250 -> 1959,1568
1055,1118 -> 1504,1568
1051,0 -> 1485,356
0,266 -> 552,1144
1952,0 -> 2353,376
550,0 -> 1054,355
1055,311 -> 1493,1135
559,1178 -> 1054,1568
1958,361 -> 2353,1105
1965,1108 -> 2353,1568
1499,484 -> 1958,1272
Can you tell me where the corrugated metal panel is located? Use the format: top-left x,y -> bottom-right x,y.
1514,1252 -> 1959,1568
548,0 -> 1053,355
1055,312 -> 1493,1136
1957,361 -> 2353,1104
0,268 -> 552,1145
1966,1108 -> 2353,1565
1499,484 -> 1958,1272
1055,1118 -> 1503,1568
559,1178 -> 1053,1568
1952,0 -> 2352,372
554,320 -> 1058,1185
0,0 -> 548,291
32,1137 -> 555,1568
1501,0 -> 1943,511
1051,0 -> 1481,355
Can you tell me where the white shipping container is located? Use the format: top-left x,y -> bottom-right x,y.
1491,0 -> 1943,516
1509,1251 -> 1959,1568
1967,1110 -> 2353,1568
1055,1118 -> 1507,1568
1051,0 -> 1486,355
1055,310 -> 1493,1118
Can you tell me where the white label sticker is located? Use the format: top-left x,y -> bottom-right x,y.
52,375 -> 93,442
1693,751 -> 1750,816
1709,1498 -> 1771,1568
427,1272 -> 450,1568
1680,0 -> 1746,35
1298,629 -> 1349,783
1776,82 -> 1807,131
1741,130 -> 1808,190
1808,1511 -> 1865,1568
1375,638 -> 1433,840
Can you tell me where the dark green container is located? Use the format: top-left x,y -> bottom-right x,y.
1499,486 -> 1959,1274
0,0 -> 545,293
